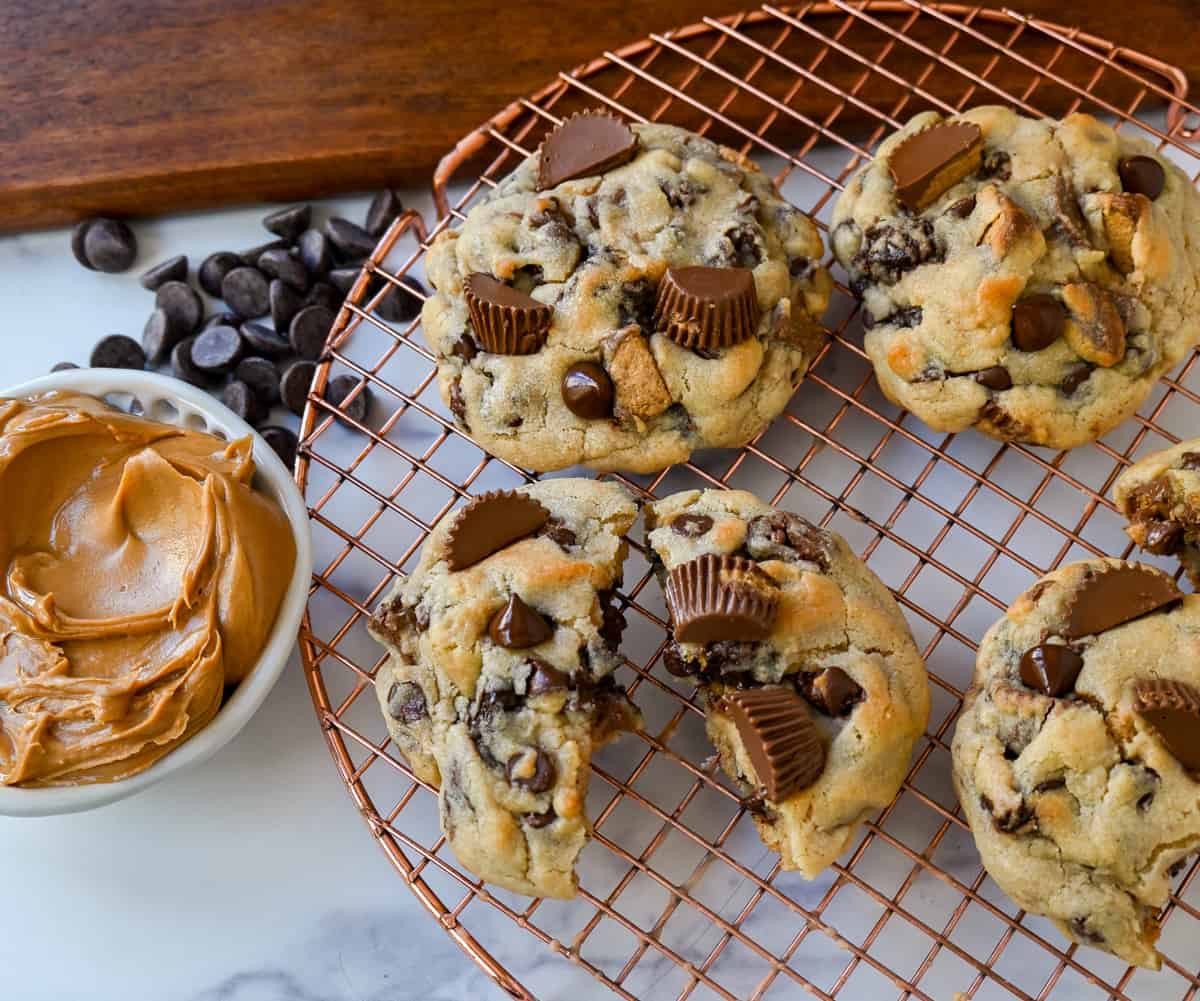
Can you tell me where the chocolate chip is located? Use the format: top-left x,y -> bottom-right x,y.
294,229 -> 331,278
290,305 -> 334,360
788,255 -> 814,278
50,361 -> 78,372
1061,364 -> 1093,395
506,749 -> 556,793
522,809 -> 556,829
222,267 -> 270,319
387,681 -> 428,724
141,310 -> 180,366
798,667 -> 864,717
365,189 -> 404,238
325,374 -> 371,425
191,327 -> 244,373
258,248 -> 309,292
171,336 -> 207,386
325,217 -> 376,261
539,518 -> 576,550
670,513 -> 714,538
306,282 -> 341,313
1143,520 -> 1183,555
264,280 -> 302,334
561,361 -> 614,419
536,111 -> 638,190
597,590 -> 626,650
724,224 -> 763,269
446,491 -> 550,571
327,267 -> 359,296
221,379 -> 268,426
75,218 -> 137,273
451,335 -> 478,362
239,239 -> 289,268
978,149 -> 1012,181
1011,294 -> 1065,352
1133,679 -> 1200,774
1019,643 -> 1084,697
262,204 -> 311,242
489,594 -> 553,649
974,366 -> 1013,391
280,360 -> 316,416
448,379 -> 467,422
199,252 -> 242,297
1182,452 -> 1200,471
139,255 -> 187,291
375,274 -> 425,324
945,195 -> 976,218
663,644 -> 696,678
90,335 -> 146,370
240,321 -> 291,360
1064,563 -> 1182,638
234,356 -> 282,406
155,280 -> 204,338
527,659 -> 570,695
260,425 -> 298,468
1118,156 -> 1166,200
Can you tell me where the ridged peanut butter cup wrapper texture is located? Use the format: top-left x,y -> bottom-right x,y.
654,266 -> 761,351
720,687 -> 825,801
463,272 -> 552,355
665,553 -> 778,644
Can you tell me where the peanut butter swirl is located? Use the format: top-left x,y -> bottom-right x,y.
0,392 -> 295,787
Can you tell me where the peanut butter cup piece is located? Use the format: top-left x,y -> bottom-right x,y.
1019,643 -> 1084,697
537,111 -> 639,190
1063,563 -> 1182,639
665,553 -> 779,644
887,121 -> 984,211
1061,282 -> 1126,368
489,594 -> 553,649
445,490 -> 550,571
720,687 -> 825,801
463,273 -> 552,355
653,266 -> 762,351
798,667 -> 864,717
1133,679 -> 1200,774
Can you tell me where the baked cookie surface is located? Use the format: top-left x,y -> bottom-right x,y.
423,116 -> 832,473
1115,437 -> 1200,585
832,106 -> 1200,449
952,559 -> 1200,968
646,489 -> 930,878
369,479 -> 642,898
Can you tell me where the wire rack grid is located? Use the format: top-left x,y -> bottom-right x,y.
294,4 -> 1200,1000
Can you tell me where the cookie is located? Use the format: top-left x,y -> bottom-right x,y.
832,106 -> 1200,449
952,559 -> 1199,968
645,490 -> 930,877
1115,437 -> 1200,585
369,479 -> 642,898
422,112 -> 832,472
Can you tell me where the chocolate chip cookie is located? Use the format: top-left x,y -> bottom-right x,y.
952,559 -> 1199,968
369,479 -> 642,898
832,106 -> 1200,449
1115,437 -> 1200,585
423,111 -> 832,473
645,490 -> 930,877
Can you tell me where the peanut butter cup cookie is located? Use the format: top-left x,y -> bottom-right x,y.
1115,437 -> 1200,585
952,559 -> 1200,968
369,479 -> 641,898
832,106 -> 1200,448
646,490 -> 930,877
423,112 -> 832,472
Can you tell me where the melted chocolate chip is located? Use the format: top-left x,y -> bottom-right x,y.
1143,520 -> 1183,555
506,748 -> 556,793
489,595 -> 553,649
451,335 -> 478,361
539,518 -> 577,550
670,513 -> 714,538
974,366 -> 1013,391
745,512 -> 831,569
1180,452 -> 1200,471
523,808 -> 556,829
797,667 -> 864,717
527,659 -> 570,695
1019,644 -> 1084,698
852,220 -> 942,286
449,379 -> 467,421
945,195 -> 976,218
978,149 -> 1012,181
1011,295 -> 1065,352
662,643 -> 696,677
597,590 -> 626,650
387,681 -> 428,724
1060,364 -> 1093,395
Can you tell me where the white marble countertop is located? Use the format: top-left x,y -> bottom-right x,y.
0,193 -> 503,1001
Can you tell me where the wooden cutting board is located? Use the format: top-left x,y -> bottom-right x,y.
2,0 -> 1196,234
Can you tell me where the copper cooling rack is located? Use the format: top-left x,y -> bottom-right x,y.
294,4 -> 1200,999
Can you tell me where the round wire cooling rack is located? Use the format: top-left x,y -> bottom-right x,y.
294,4 -> 1200,999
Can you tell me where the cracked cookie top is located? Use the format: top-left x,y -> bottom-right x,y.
646,488 -> 930,877
952,558 -> 1200,968
832,106 -> 1200,449
1115,436 -> 1200,586
422,119 -> 832,473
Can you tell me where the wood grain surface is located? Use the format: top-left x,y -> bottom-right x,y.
2,0 -> 1196,233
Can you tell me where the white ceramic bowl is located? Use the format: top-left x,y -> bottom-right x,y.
0,369 -> 312,816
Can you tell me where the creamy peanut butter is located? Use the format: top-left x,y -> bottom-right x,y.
0,392 -> 296,787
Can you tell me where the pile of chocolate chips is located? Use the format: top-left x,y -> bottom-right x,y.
60,192 -> 426,469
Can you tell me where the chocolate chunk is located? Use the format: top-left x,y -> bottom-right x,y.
1180,452 -> 1200,471
538,518 -> 576,550
1019,644 -> 1084,697
280,360 -> 317,416
597,590 -> 626,650
386,680 -> 428,724
258,247 -> 309,292
325,373 -> 371,425
365,189 -> 404,238
463,273 -> 552,354
1011,294 -> 1065,352
852,219 -> 942,286
268,279 -> 304,334
945,195 -> 976,218
262,204 -> 311,242
239,239 -> 289,268
1064,563 -> 1182,638
665,554 -> 779,644
296,228 -> 332,277
75,218 -> 137,273
260,425 -> 299,469
1051,175 -> 1089,247
139,255 -> 187,291
488,594 -> 553,649
171,336 -> 207,386
191,327 -> 244,373
663,643 -> 696,678
974,366 -> 1012,391
1061,364 -> 1093,395
1118,156 -> 1166,200
887,122 -> 984,211
222,266 -> 270,319
445,490 -> 550,571
1133,679 -> 1200,774
234,356 -> 282,406
375,274 -> 425,325
198,252 -> 242,297
523,809 -> 556,829
325,217 -> 376,261
1062,282 -> 1126,368
670,513 -> 714,538
536,111 -> 639,190
561,361 -> 614,419
527,659 -> 570,695
506,748 -> 556,793
327,267 -> 359,296
450,335 -> 478,363
305,281 -> 341,314
90,335 -> 145,370
798,667 -> 864,717
745,513 -> 831,569
720,687 -> 824,801
654,266 -> 761,352
289,304 -> 334,360
978,149 -> 1012,182
222,379 -> 268,426
241,321 -> 292,360
155,280 -> 203,337
1143,520 -> 1183,556
141,309 -> 180,366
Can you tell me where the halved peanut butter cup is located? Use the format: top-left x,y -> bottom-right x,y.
653,266 -> 761,352
720,687 -> 825,801
463,273 -> 552,355
888,121 -> 983,211
445,490 -> 550,571
536,110 -> 639,190
665,553 -> 778,644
